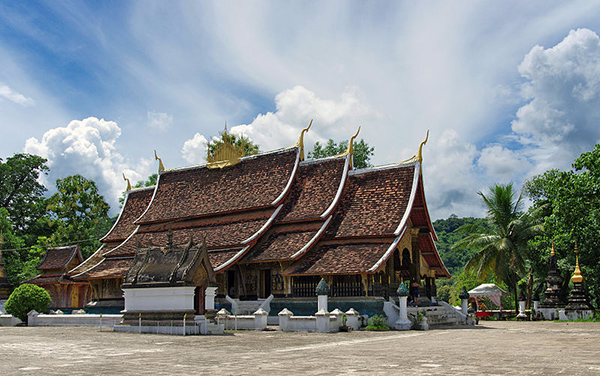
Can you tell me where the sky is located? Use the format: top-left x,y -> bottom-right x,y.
2,1 -> 600,219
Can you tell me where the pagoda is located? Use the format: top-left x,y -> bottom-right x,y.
560,244 -> 594,320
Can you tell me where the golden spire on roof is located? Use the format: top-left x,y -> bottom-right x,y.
551,242 -> 555,257
206,131 -> 244,169
293,120 -> 312,161
571,242 -> 584,284
154,150 -> 165,172
402,130 -> 429,164
123,173 -> 132,191
333,127 -> 361,168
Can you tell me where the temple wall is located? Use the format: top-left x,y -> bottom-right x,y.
123,286 -> 196,312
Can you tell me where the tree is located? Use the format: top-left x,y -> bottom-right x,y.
308,139 -> 374,169
207,129 -> 259,160
46,175 -> 113,258
433,215 -> 487,275
525,144 -> 600,308
4,283 -> 51,322
453,184 -> 544,309
0,154 -> 49,233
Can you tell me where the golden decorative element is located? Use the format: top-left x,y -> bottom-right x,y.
206,134 -> 244,169
551,242 -> 555,257
122,173 -> 132,191
154,150 -> 165,172
402,130 -> 430,164
293,120 -> 312,161
333,127 -> 361,168
571,242 -> 584,284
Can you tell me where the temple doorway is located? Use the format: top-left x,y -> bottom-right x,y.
194,286 -> 204,315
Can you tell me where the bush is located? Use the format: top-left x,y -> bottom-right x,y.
365,314 -> 389,330
5,284 -> 51,322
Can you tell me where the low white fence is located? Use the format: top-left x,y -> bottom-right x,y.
278,308 -> 361,333
27,311 -> 122,329
216,308 -> 268,331
0,314 -> 22,326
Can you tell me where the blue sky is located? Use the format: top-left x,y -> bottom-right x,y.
2,1 -> 600,219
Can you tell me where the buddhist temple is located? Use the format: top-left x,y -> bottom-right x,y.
25,245 -> 91,310
72,126 -> 450,315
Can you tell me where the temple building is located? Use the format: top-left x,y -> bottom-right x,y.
25,245 -> 92,310
72,126 -> 450,314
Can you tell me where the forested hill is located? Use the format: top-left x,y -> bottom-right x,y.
433,215 -> 487,276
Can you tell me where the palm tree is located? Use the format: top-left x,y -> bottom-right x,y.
453,184 -> 544,310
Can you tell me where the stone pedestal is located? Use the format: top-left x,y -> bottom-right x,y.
315,309 -> 329,333
393,296 -> 412,331
317,295 -> 328,312
345,308 -> 360,331
278,308 -> 293,331
516,300 -> 527,320
461,299 -> 469,315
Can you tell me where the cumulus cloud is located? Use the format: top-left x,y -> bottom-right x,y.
229,86 -> 377,152
0,83 -> 34,106
478,145 -> 532,183
423,129 -> 484,219
147,111 -> 173,131
24,117 -> 154,214
181,132 -> 208,165
512,28 -> 600,173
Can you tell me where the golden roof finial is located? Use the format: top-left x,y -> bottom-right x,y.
154,150 -> 165,172
402,130 -> 429,164
551,242 -> 555,257
123,173 -> 132,191
333,127 -> 361,168
572,242 -> 584,284
294,120 -> 312,161
206,132 -> 244,169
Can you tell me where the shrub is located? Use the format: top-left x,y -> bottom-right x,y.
365,314 -> 389,330
5,284 -> 51,322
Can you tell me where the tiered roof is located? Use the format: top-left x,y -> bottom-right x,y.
27,245 -> 87,286
74,130 -> 450,283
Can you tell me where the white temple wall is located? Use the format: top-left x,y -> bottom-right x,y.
123,286 -> 195,312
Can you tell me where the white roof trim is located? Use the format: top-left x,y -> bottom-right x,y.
320,154 -> 350,219
241,205 -> 283,245
393,162 -> 420,236
102,226 -> 140,257
133,173 -> 163,225
290,216 -> 332,260
71,252 -> 107,279
69,244 -> 104,274
271,148 -> 301,206
367,227 -> 406,273
349,160 -> 418,176
214,246 -> 250,272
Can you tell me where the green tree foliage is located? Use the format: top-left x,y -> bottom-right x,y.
525,144 -> 600,308
5,283 -> 51,322
207,129 -> 259,160
308,139 -> 374,169
0,154 -> 49,232
433,215 -> 487,275
454,184 -> 544,309
47,175 -> 113,258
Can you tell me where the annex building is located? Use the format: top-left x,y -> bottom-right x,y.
70,126 -> 449,315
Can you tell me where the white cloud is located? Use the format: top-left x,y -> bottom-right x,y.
423,129 -> 484,219
512,28 -> 600,173
478,145 -> 532,183
24,117 -> 154,214
181,132 -> 208,165
147,111 -> 173,132
229,86 -> 378,152
0,83 -> 34,106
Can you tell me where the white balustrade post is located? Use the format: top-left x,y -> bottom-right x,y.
345,308 -> 360,331
205,286 -> 217,311
278,308 -> 293,331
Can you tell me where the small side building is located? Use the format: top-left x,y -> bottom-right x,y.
25,245 -> 92,311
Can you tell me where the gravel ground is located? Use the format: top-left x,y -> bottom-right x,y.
1,321 -> 600,375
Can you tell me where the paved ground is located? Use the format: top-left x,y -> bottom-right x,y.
1,321 -> 600,375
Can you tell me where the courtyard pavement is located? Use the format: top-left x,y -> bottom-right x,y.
1,321 -> 600,375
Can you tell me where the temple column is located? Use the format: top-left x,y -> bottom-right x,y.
409,228 -> 420,283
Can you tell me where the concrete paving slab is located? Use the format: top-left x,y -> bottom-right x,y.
1,321 -> 600,375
